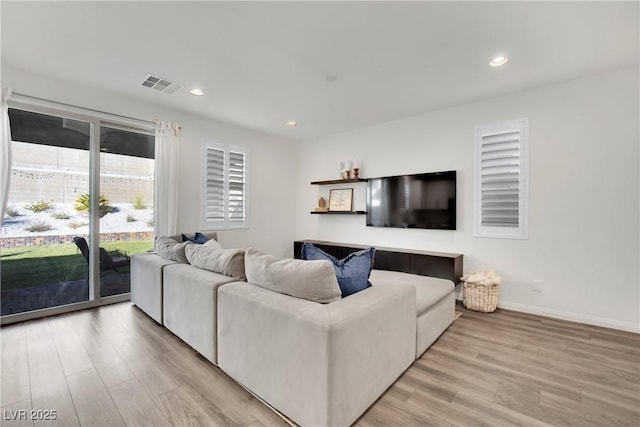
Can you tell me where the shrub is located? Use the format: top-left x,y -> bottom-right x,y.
5,205 -> 20,218
126,214 -> 137,223
52,212 -> 71,220
132,195 -> 146,210
25,221 -> 53,232
69,221 -> 88,229
25,200 -> 54,213
146,219 -> 154,227
74,193 -> 113,217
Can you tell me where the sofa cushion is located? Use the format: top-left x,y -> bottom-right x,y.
301,243 -> 375,297
369,269 -> 454,315
182,232 -> 209,244
185,244 -> 246,280
245,248 -> 341,303
155,236 -> 193,263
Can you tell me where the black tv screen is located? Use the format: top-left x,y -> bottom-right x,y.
366,171 -> 456,230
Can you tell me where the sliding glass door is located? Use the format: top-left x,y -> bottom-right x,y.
98,125 -> 155,297
0,106 -> 154,319
1,110 -> 91,316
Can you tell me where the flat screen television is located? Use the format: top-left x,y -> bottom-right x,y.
366,171 -> 456,230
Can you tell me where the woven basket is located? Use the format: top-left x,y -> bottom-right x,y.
463,282 -> 499,312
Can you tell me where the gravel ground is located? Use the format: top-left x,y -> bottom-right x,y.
1,203 -> 153,237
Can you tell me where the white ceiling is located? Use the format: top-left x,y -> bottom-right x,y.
2,1 -> 638,142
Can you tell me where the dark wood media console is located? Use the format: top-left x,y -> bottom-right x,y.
293,240 -> 463,284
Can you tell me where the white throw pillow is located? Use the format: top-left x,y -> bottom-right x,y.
155,237 -> 192,263
244,248 -> 341,303
185,244 -> 246,280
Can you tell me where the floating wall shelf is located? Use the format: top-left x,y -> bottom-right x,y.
310,210 -> 367,215
310,178 -> 368,185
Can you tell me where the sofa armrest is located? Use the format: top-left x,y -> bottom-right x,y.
217,282 -> 416,427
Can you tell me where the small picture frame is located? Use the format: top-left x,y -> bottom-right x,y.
329,188 -> 353,212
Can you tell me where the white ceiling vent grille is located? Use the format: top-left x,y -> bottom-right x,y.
141,75 -> 183,94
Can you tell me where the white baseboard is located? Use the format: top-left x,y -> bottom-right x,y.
455,294 -> 639,333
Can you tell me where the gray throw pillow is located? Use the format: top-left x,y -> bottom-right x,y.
185,244 -> 246,280
155,236 -> 193,263
244,248 -> 341,303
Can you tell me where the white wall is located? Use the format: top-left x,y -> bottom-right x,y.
5,64 -> 638,331
2,65 -> 297,256
296,67 -> 640,332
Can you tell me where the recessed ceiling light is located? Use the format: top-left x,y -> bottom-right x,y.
286,121 -> 297,127
489,56 -> 509,67
190,88 -> 205,96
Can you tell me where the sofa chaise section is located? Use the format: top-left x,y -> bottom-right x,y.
370,269 -> 455,358
217,280 -> 416,427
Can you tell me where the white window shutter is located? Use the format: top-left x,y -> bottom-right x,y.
474,119 -> 528,239
202,143 -> 248,229
204,146 -> 225,225
228,150 -> 246,223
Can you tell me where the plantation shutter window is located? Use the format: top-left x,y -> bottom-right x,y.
228,151 -> 246,222
204,147 -> 225,224
202,142 -> 248,229
474,119 -> 528,239
480,130 -> 520,227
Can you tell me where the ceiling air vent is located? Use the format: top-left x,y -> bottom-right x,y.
141,75 -> 183,94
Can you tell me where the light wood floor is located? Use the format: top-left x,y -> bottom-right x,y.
1,302 -> 638,427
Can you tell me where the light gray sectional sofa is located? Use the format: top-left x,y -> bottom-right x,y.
131,236 -> 455,427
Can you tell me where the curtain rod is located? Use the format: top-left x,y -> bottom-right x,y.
10,91 -> 158,129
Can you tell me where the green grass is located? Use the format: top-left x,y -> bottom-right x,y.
1,240 -> 153,290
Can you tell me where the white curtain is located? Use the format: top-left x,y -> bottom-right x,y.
154,121 -> 180,238
0,87 -> 12,220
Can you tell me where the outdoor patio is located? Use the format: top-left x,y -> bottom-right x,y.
1,234 -> 151,317
0,272 -> 130,315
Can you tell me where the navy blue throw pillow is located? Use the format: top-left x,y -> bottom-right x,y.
301,243 -> 375,297
182,232 -> 209,244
